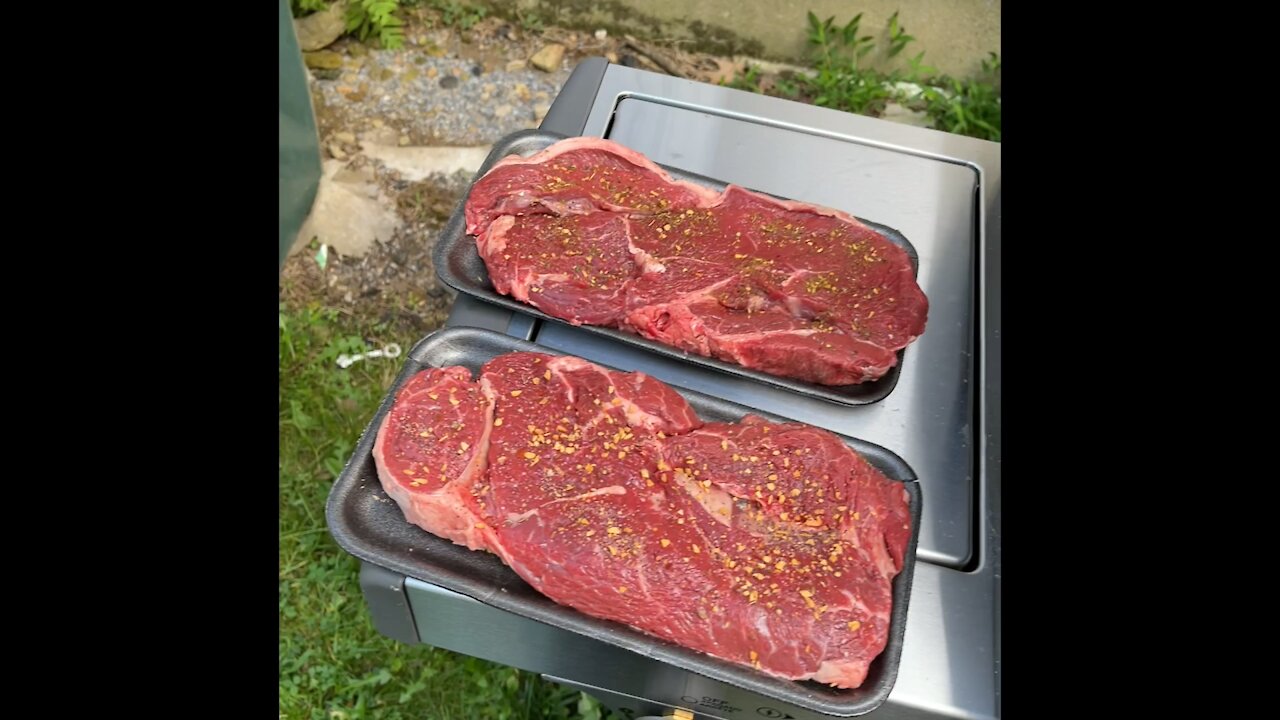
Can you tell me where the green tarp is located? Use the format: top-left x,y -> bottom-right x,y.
279,0 -> 322,269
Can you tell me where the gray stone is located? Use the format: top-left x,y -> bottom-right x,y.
881,102 -> 933,129
357,145 -> 491,181
334,131 -> 357,145
530,44 -> 566,72
439,75 -> 460,89
494,104 -> 513,118
505,59 -> 527,72
293,1 -> 347,52
295,159 -> 400,258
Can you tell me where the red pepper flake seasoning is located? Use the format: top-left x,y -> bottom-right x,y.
617,586 -> 628,593
428,393 -> 439,400
510,390 -> 523,397
660,538 -> 671,547
494,418 -> 504,427
691,544 -> 701,554
847,621 -> 862,632
607,526 -> 622,536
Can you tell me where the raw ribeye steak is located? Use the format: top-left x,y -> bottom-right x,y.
372,351 -> 912,688
464,138 -> 929,386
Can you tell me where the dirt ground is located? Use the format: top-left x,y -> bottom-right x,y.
280,7 -> 849,340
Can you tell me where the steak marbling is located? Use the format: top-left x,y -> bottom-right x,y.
373,352 -> 912,688
464,138 -> 929,386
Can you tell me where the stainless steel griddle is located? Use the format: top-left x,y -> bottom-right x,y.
351,58 -> 1001,720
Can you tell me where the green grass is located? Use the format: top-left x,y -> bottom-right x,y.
279,303 -> 608,719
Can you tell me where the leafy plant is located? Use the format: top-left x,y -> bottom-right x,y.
808,11 -> 876,67
724,9 -> 1000,141
431,0 -> 488,30
347,0 -> 406,49
516,6 -> 546,33
720,63 -> 763,93
886,10 -> 915,58
292,0 -> 330,15
799,11 -> 893,115
919,52 -> 1001,141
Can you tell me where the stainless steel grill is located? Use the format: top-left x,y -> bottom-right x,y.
342,58 -> 1001,720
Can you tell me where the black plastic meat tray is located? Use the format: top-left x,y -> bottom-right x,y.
431,129 -> 922,407
326,326 -> 922,717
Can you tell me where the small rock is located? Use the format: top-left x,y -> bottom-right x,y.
372,118 -> 385,128
398,135 -> 411,146
595,29 -> 608,40
506,59 -> 526,72
361,127 -> 400,146
513,83 -> 531,102
439,75 -> 460,89
334,131 -> 357,145
403,68 -> 420,82
304,51 -> 344,70
471,64 -> 483,76
294,1 -> 346,52
534,91 -> 550,102
533,102 -> 551,121
530,44 -> 566,72
495,104 -> 513,118
329,143 -> 348,161
312,68 -> 341,81
426,66 -> 438,78
605,51 -> 619,64
378,68 -> 394,81
348,42 -> 368,58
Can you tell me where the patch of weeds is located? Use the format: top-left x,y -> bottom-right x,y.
292,0 -> 330,15
516,6 -> 547,34
720,63 -> 764,93
279,303 -> 616,719
346,0 -> 407,49
918,53 -> 1001,142
800,11 -> 893,116
430,0 -> 488,30
724,10 -> 1001,141
396,179 -> 461,224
